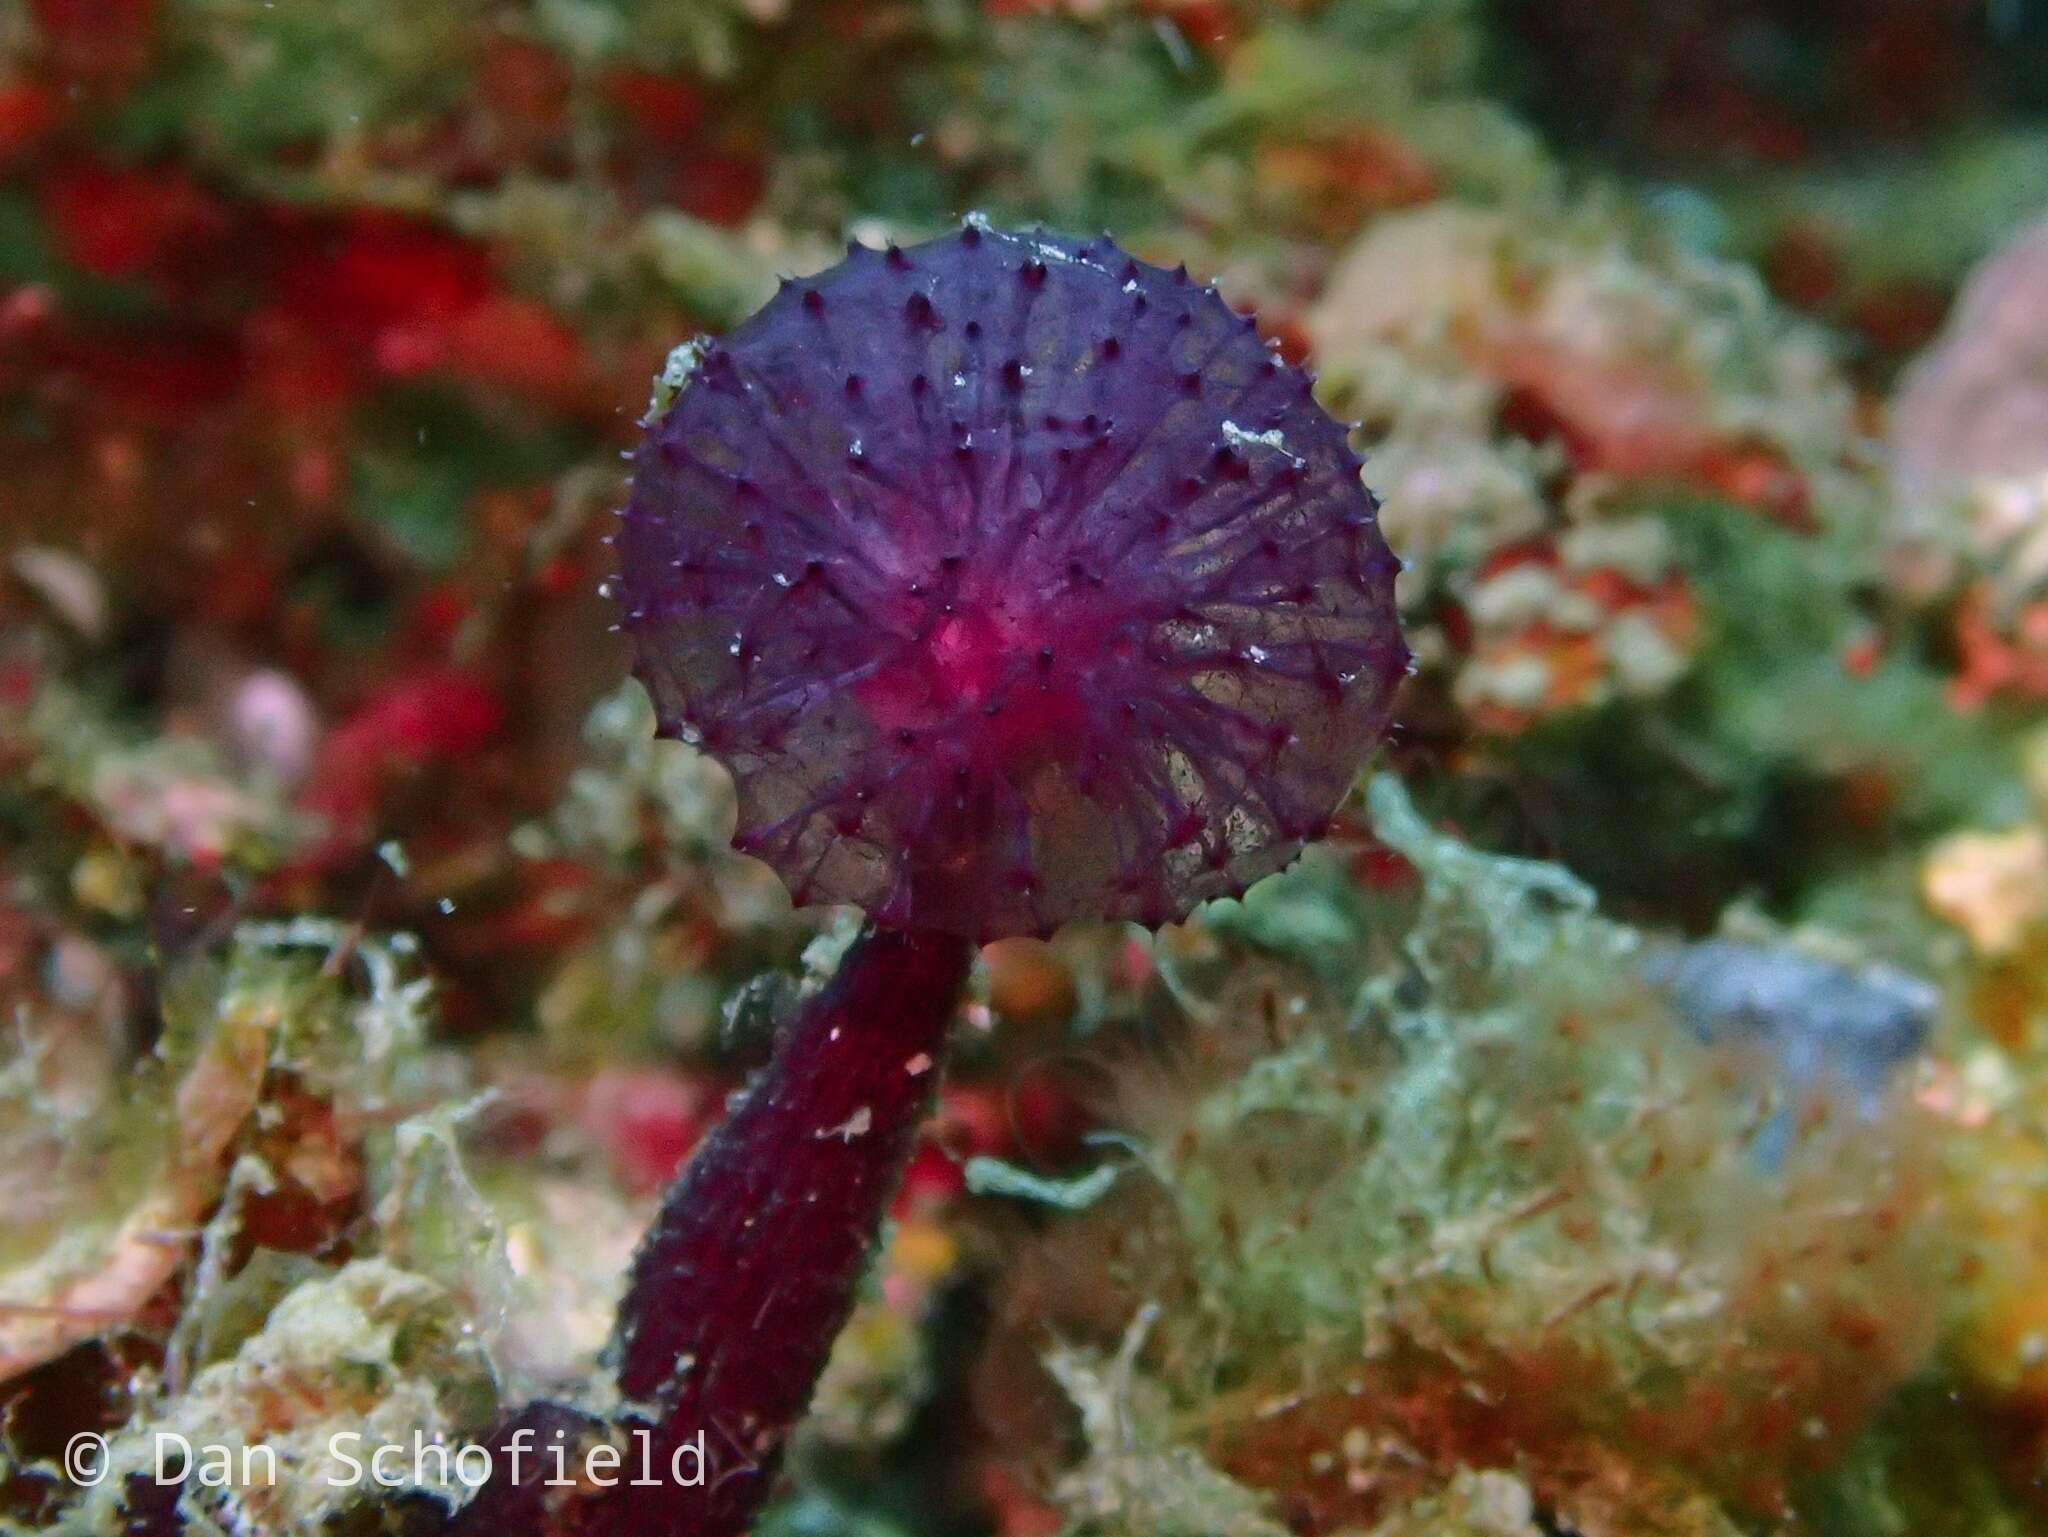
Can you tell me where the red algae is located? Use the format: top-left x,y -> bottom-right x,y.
620,223 -> 1408,940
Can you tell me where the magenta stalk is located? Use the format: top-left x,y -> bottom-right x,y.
441,927 -> 971,1537
603,925 -> 972,1536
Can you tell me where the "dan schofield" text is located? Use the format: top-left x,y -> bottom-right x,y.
129,1427 -> 714,1490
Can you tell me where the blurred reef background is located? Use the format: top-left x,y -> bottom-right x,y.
4,0 -> 2048,1533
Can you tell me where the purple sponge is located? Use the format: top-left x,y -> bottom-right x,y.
620,222 -> 1407,939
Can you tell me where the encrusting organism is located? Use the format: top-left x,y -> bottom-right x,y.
439,220 -> 1408,1537
988,779 -> 1946,1537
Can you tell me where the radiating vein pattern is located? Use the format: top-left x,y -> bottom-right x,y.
620,223 -> 1407,939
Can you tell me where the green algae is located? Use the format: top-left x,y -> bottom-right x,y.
1032,780 -> 1947,1536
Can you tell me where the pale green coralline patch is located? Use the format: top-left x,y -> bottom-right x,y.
51,1260 -> 498,1537
1181,785 -> 1839,1359
0,915 -> 583,1532
633,207 -> 805,325
470,1166 -> 642,1399
517,680 -> 738,864
0,957 -> 273,1379
223,920 -> 448,1108
514,681 -> 796,1062
0,922 -> 469,1383
372,1096 -> 516,1350
1048,1307 -> 1292,1537
439,178 -> 823,330
1365,770 -> 1629,977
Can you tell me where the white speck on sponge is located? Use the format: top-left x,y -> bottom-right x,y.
817,1106 -> 874,1142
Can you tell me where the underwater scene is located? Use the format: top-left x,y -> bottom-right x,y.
5,1 -> 2048,1534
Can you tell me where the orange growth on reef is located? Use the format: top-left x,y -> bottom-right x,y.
1260,129 -> 1440,236
1479,335 -> 1816,527
1950,588 -> 2048,709
1200,1290 -> 1922,1535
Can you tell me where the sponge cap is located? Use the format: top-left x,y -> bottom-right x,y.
619,222 -> 1407,940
